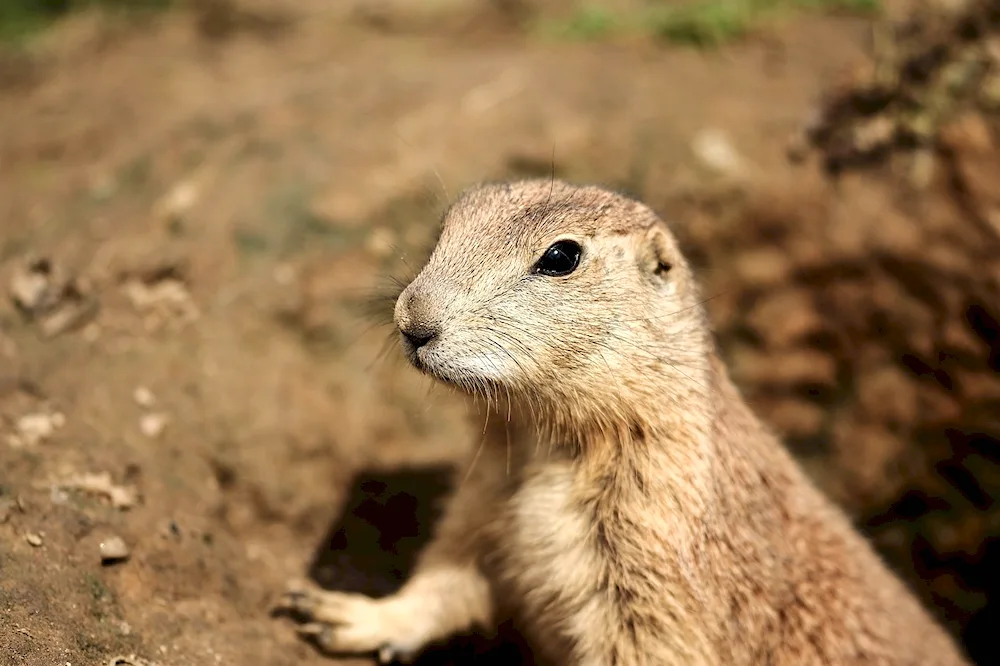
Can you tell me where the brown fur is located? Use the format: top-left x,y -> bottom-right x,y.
279,180 -> 970,665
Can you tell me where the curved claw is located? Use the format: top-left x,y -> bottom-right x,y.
296,622 -> 327,638
378,644 -> 396,664
296,622 -> 345,655
276,589 -> 324,620
378,643 -> 420,665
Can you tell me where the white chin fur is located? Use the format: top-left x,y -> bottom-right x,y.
418,345 -> 513,386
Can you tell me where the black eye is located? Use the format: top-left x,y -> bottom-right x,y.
533,240 -> 582,277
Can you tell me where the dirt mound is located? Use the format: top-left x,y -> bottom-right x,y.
665,2 -> 1000,658
806,0 -> 1000,176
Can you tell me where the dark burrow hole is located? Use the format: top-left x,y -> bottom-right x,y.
304,466 -> 532,665
865,426 -> 1000,665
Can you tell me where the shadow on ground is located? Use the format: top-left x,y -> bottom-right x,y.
302,466 -> 533,665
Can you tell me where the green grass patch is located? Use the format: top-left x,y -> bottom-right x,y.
539,0 -> 881,48
650,0 -> 757,47
0,0 -> 171,43
551,5 -> 620,40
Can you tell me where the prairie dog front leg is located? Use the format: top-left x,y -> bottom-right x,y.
280,416 -> 511,662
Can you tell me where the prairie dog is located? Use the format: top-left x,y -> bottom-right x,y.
279,180 -> 970,665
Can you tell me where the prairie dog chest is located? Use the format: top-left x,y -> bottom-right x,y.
490,458 -> 601,655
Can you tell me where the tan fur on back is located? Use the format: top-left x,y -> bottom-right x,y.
279,179 -> 971,665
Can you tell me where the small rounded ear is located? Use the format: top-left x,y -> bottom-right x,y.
639,225 -> 675,281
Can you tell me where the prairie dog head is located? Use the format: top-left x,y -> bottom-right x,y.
394,179 -> 711,422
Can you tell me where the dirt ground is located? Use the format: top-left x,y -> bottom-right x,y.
1,1 -> 999,665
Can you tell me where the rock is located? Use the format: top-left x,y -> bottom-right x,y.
139,413 -> 168,439
8,411 -> 65,448
691,128 -> 747,178
38,298 -> 99,338
25,532 -> 43,547
9,258 -> 100,338
54,472 -> 138,510
99,535 -> 130,564
123,273 -> 199,329
154,179 -> 200,221
9,259 -> 55,313
108,655 -> 158,666
133,386 -> 156,408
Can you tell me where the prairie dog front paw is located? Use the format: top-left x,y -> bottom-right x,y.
278,579 -> 429,663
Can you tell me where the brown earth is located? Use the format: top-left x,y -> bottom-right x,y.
1,1 -> 998,665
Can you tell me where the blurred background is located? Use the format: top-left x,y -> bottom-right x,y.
1,0 -> 998,664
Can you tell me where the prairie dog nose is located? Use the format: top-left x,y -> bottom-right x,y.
395,289 -> 439,350
400,324 -> 437,349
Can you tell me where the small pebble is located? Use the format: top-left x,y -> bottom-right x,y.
133,386 -> 156,408
100,535 -> 131,564
13,411 -> 64,447
50,486 -> 71,506
691,128 -> 746,177
26,532 -> 43,547
108,655 -> 157,666
57,471 -> 138,510
9,259 -> 53,313
159,180 -> 199,219
140,413 -> 168,439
